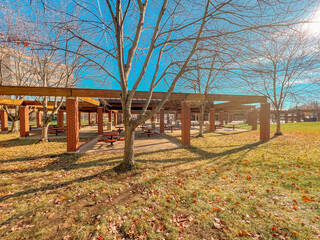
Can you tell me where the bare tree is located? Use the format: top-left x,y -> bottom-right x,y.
233,29 -> 320,135
24,0 -> 317,171
179,42 -> 233,136
32,32 -> 86,142
0,7 -> 39,132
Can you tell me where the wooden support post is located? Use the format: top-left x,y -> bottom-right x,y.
117,112 -> 120,124
113,112 -> 117,126
297,110 -> 301,122
97,107 -> 103,135
36,110 -> 41,128
285,113 -> 288,123
19,106 -> 29,138
260,103 -> 270,141
209,108 -> 215,132
219,111 -> 224,125
247,112 -> 252,126
160,109 -> 164,133
251,109 -> 257,130
66,98 -> 79,152
108,111 -> 112,123
181,101 -> 191,147
78,112 -> 81,128
318,112 -> 320,122
58,110 -> 64,129
88,112 -> 91,125
0,109 -> 8,131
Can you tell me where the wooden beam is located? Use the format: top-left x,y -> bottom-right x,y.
214,101 -> 258,110
0,97 -> 23,106
0,86 -> 267,103
223,105 -> 255,111
78,97 -> 100,106
270,109 -> 319,114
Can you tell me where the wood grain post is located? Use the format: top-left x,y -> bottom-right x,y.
0,109 -> 8,131
181,101 -> 191,147
260,103 -> 270,141
160,109 -> 164,133
66,98 -> 79,152
97,107 -> 103,135
19,106 -> 29,138
209,108 -> 215,132
251,109 -> 257,130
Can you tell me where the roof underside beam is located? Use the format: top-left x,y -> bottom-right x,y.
0,86 -> 267,103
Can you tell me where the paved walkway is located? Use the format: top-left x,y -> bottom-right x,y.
78,129 -> 181,154
28,121 -> 249,154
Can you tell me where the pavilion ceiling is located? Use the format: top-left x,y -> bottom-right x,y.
0,85 -> 268,114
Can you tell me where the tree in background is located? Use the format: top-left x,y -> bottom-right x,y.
31,26 -> 87,142
232,29 -> 320,135
0,6 -> 88,139
179,42 -> 232,136
0,7 -> 38,133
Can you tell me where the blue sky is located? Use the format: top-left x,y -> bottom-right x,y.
1,0 -> 320,109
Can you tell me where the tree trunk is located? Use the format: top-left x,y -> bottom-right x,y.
38,106 -> 54,143
116,125 -> 135,171
10,119 -> 19,133
39,122 -> 50,142
275,110 -> 282,136
198,102 -> 204,137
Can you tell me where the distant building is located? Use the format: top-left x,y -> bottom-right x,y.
0,47 -> 73,87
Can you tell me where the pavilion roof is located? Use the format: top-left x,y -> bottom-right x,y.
0,85 -> 268,113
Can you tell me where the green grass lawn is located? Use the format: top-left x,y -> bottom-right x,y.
0,123 -> 319,239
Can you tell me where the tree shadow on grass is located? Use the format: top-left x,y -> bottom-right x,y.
0,138 -> 39,148
0,167 -> 114,203
137,139 -> 269,171
0,153 -> 64,164
0,152 -> 122,174
208,130 -> 251,137
0,129 -> 275,204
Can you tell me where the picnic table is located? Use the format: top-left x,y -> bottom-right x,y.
49,127 -> 66,136
166,125 -> 175,133
144,128 -> 155,138
103,132 -> 119,145
116,126 -> 124,134
140,125 -> 146,131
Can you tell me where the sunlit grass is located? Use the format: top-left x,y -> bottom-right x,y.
0,122 -> 319,239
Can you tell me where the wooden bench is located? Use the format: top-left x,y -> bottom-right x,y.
120,137 -> 125,141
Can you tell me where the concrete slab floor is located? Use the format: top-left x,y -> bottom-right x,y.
78,129 -> 181,154
27,122 -> 249,154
